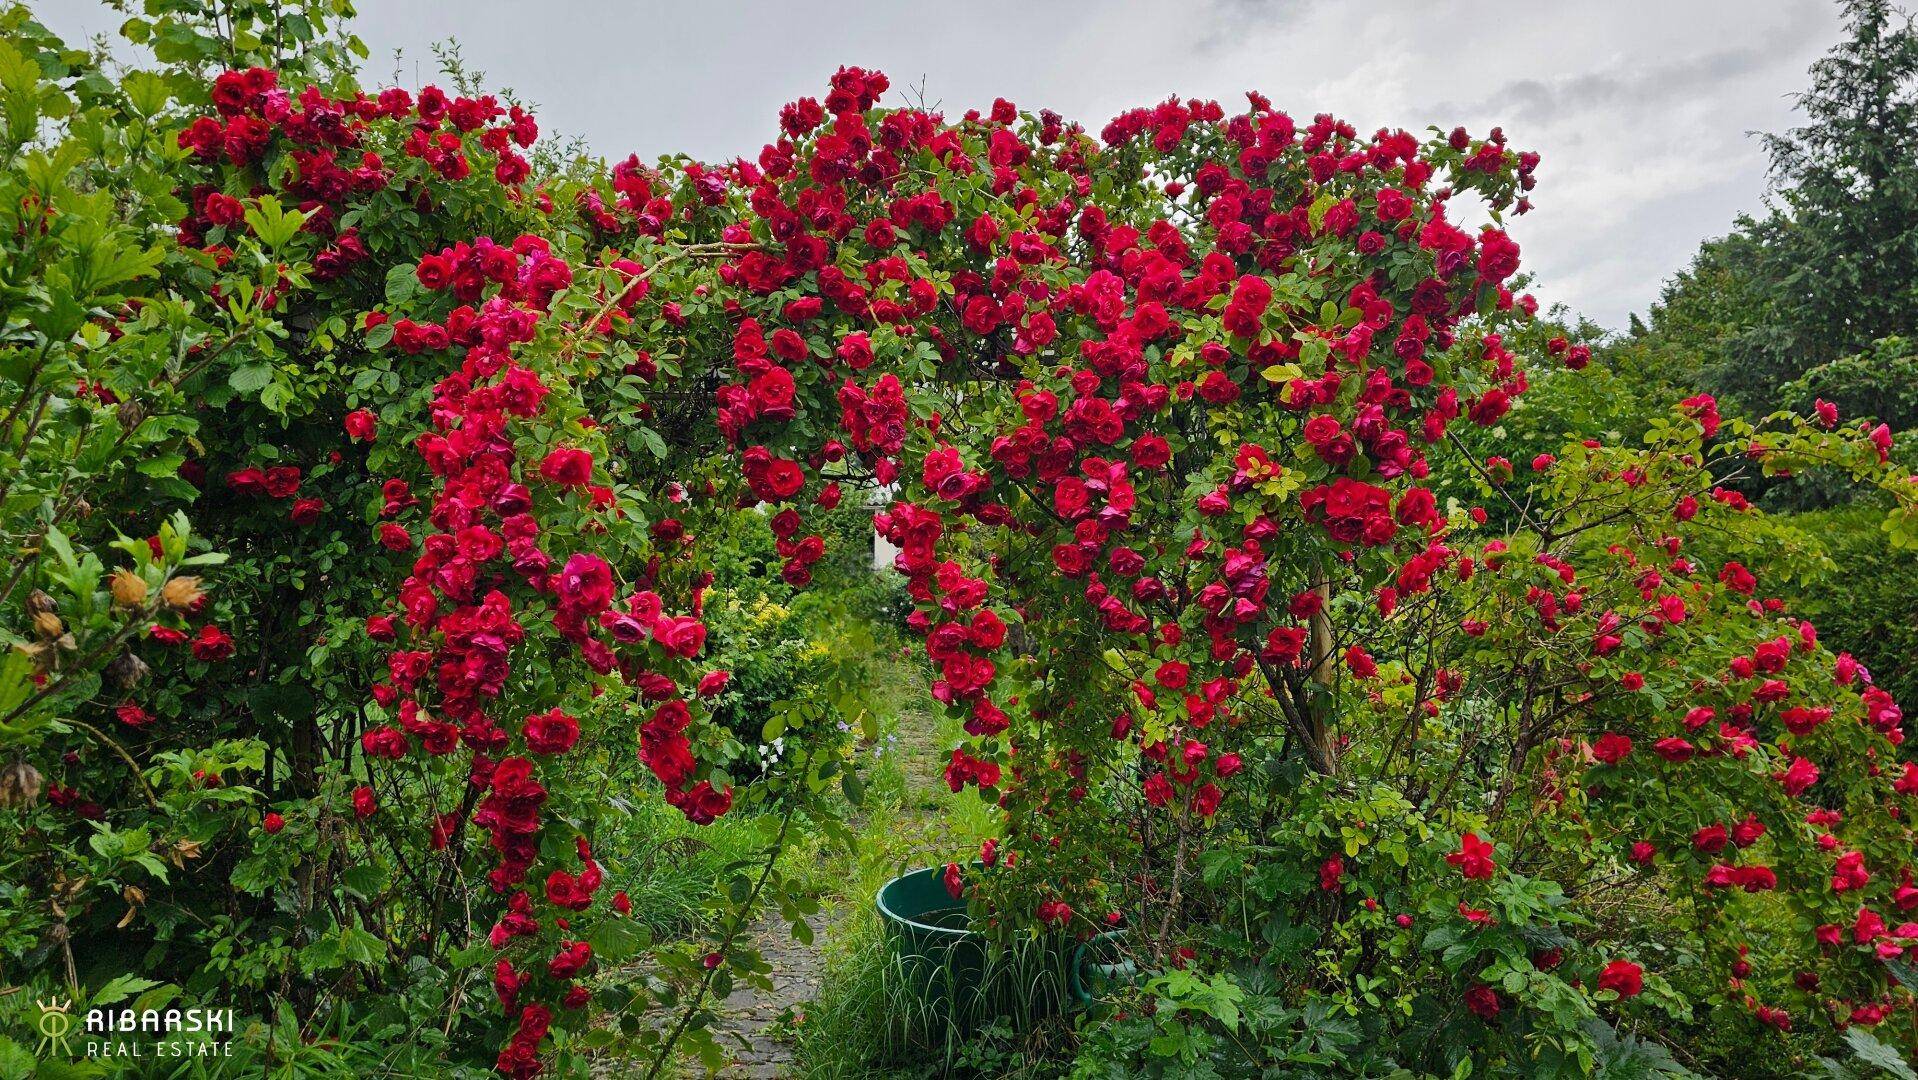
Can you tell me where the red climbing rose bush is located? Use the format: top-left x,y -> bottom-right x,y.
0,6 -> 862,1076
148,36 -> 874,1076
5,0 -> 1918,1075
648,67 -> 1918,1074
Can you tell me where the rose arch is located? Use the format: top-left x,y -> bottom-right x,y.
118,51 -> 1918,1076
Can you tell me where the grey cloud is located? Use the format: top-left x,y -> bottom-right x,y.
1438,2 -> 1827,125
1190,0 -> 1324,55
1446,48 -> 1763,125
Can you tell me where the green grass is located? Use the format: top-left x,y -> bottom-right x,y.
792,908 -> 1083,1079
790,662 -> 1069,1077
596,791 -> 810,940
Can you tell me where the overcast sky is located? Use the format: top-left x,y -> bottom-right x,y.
37,0 -> 1843,330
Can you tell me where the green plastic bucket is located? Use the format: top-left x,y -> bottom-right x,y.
875,865 -> 995,1030
875,867 -> 1128,1038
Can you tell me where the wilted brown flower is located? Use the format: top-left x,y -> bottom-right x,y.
160,576 -> 203,611
110,569 -> 148,607
105,651 -> 149,690
0,760 -> 42,807
25,590 -> 55,615
14,641 -> 49,672
31,610 -> 63,640
165,838 -> 203,868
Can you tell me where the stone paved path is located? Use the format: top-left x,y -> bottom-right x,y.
705,699 -> 948,1077
593,690 -> 948,1078
706,912 -> 822,1077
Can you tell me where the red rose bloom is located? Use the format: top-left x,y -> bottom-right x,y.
763,458 -> 805,500
1591,732 -> 1632,764
1464,984 -> 1501,1019
523,708 -> 581,755
1446,833 -> 1496,879
344,409 -> 378,442
191,624 -> 235,661
651,615 -> 707,658
290,497 -> 325,525
1597,959 -> 1643,998
539,446 -> 594,487
1130,433 -> 1172,470
263,465 -> 302,499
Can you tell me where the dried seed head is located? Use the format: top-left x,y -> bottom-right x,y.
52,873 -> 87,903
110,569 -> 148,607
25,590 -> 55,615
116,400 -> 145,428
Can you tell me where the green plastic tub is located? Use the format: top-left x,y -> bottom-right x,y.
875,865 -> 997,1030
875,867 -> 1133,1038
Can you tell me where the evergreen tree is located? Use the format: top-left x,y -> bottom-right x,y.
1637,1 -> 1918,421
1764,0 -> 1918,357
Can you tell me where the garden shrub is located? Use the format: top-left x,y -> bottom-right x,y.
1790,504 -> 1918,712
1783,337 -> 1918,444
704,592 -> 825,753
1,1 -> 1915,1077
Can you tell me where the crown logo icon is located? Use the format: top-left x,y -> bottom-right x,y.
34,996 -> 74,1056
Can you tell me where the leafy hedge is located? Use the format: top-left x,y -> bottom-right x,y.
1790,504 -> 1918,710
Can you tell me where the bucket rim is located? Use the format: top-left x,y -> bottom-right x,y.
875,865 -> 979,939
